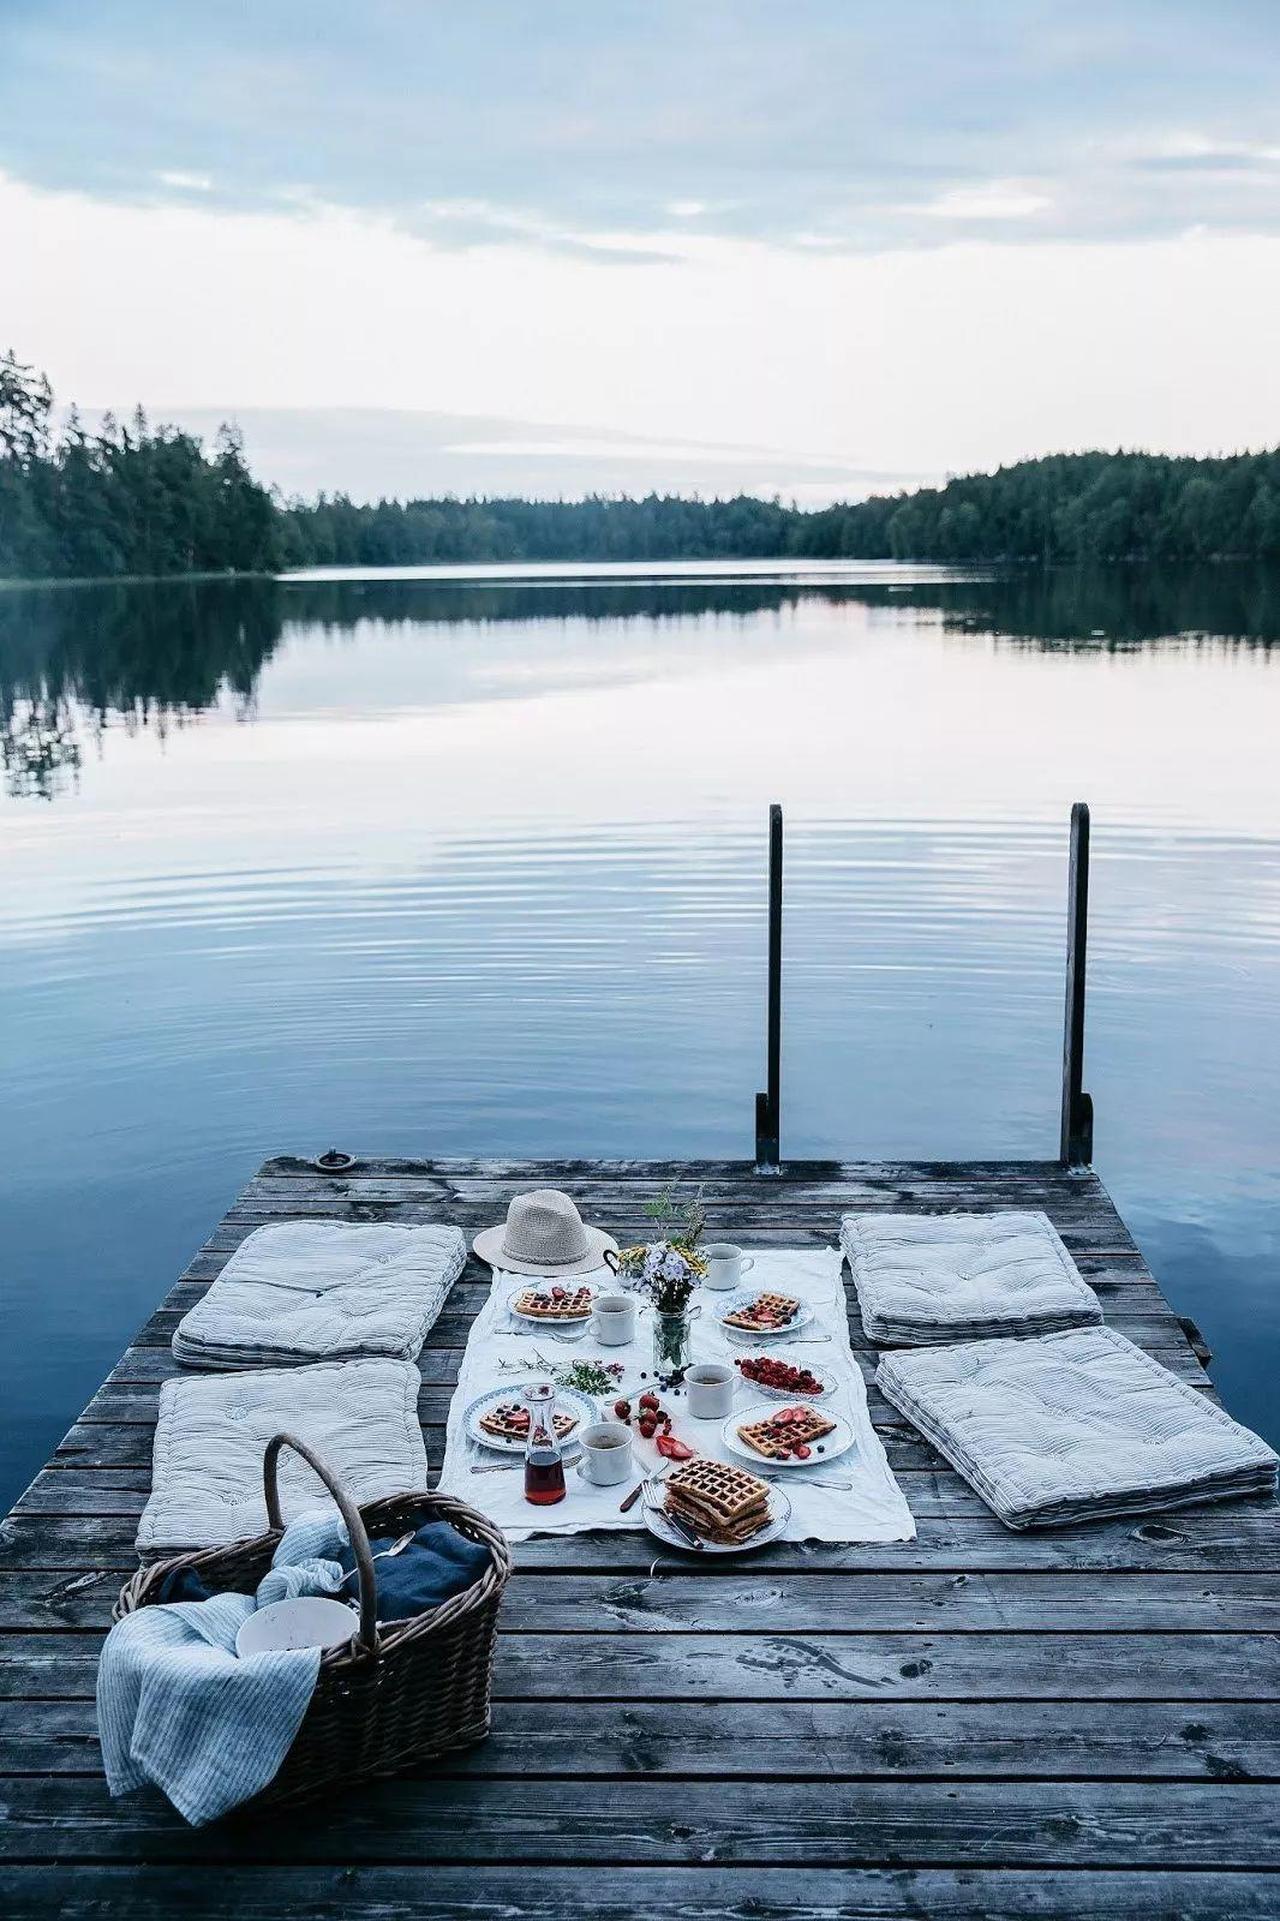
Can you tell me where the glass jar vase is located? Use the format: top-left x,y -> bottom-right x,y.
652,1309 -> 695,1379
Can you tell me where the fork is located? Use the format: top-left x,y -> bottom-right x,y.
643,1477 -> 702,1550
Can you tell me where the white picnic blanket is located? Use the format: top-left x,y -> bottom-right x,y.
877,1326 -> 1279,1529
842,1210 -> 1102,1344
171,1221 -> 466,1369
137,1358 -> 430,1553
436,1248 -> 915,1544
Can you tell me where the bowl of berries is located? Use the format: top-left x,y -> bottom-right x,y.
733,1354 -> 835,1401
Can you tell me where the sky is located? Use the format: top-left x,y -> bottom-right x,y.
1,0 -> 1279,502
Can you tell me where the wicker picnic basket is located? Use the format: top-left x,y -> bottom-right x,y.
114,1431 -> 512,1813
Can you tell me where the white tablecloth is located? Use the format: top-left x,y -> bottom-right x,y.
436,1248 -> 915,1544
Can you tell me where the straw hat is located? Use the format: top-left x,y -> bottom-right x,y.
473,1189 -> 618,1277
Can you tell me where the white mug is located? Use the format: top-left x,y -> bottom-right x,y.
685,1362 -> 735,1419
704,1243 -> 755,1291
591,1293 -> 637,1345
577,1420 -> 633,1485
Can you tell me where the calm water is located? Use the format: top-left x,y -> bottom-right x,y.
2,560 -> 1278,1505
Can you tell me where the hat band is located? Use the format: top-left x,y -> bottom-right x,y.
501,1234 -> 591,1266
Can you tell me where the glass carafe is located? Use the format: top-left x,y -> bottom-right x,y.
522,1379 -> 567,1506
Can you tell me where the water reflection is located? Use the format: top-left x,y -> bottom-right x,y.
2,562 -> 1279,800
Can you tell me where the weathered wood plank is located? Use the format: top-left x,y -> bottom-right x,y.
3,1630 -> 1278,1702
2,1776 -> 1278,1867
4,1564 -> 1278,1634
3,1696 -> 1276,1783
2,1865 -> 1275,1920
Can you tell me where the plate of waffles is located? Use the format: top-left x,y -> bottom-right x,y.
643,1455 -> 791,1555
507,1281 -> 598,1325
463,1382 -> 598,1453
722,1398 -> 855,1468
717,1287 -> 815,1342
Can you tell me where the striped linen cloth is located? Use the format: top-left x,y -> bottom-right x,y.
97,1511 -> 348,1825
842,1210 -> 1102,1344
172,1220 -> 466,1369
877,1326 -> 1278,1529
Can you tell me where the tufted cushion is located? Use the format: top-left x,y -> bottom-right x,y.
877,1327 -> 1278,1529
842,1210 -> 1102,1344
137,1357 -> 429,1552
172,1220 -> 466,1370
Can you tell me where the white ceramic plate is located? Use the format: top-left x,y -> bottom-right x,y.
506,1283 -> 599,1326
641,1479 -> 792,1555
716,1287 -> 815,1342
235,1596 -> 359,1657
463,1381 -> 599,1454
720,1398 -> 856,1469
730,1358 -> 837,1400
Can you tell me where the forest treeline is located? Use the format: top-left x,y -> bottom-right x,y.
5,350 -> 1280,580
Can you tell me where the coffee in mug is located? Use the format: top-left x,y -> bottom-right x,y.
591,1292 -> 637,1345
704,1243 -> 756,1291
577,1421 -> 633,1485
686,1362 -> 735,1418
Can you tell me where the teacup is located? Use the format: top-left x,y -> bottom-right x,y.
577,1420 -> 633,1485
591,1292 -> 637,1345
685,1362 -> 735,1419
704,1243 -> 756,1291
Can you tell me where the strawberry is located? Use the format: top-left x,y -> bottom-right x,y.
655,1433 -> 694,1461
613,1399 -> 631,1421
793,1443 -> 811,1460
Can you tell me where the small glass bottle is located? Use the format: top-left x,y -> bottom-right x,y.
522,1379 -> 567,1506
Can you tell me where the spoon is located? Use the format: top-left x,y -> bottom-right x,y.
337,1530 -> 416,1583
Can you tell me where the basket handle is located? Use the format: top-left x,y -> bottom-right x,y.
262,1432 -> 379,1655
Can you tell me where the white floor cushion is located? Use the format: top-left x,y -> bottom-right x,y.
877,1326 -> 1278,1529
137,1357 -> 429,1553
172,1220 -> 466,1369
842,1210 -> 1102,1344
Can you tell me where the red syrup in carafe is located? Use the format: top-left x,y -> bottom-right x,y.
521,1379 -> 567,1506
523,1454 -> 567,1504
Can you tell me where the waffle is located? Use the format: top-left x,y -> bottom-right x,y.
512,1285 -> 595,1321
478,1401 -> 579,1442
664,1457 -> 771,1545
722,1290 -> 801,1333
735,1403 -> 837,1460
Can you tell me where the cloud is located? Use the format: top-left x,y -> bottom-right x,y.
2,0 -> 1279,253
155,169 -> 213,192
102,403 -> 930,504
916,182 -> 1054,222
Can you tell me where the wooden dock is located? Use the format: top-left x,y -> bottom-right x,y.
2,1153 -> 1279,1918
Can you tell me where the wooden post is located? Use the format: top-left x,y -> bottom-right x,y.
1060,800 -> 1094,1166
755,803 -> 783,1171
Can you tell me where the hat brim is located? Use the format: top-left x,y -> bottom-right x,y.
472,1220 -> 618,1277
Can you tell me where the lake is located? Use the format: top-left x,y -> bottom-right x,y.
2,559 -> 1278,1507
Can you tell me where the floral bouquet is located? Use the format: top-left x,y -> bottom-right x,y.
610,1189 -> 708,1375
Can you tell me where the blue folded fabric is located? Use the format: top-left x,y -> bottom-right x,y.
338,1521 -> 490,1621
